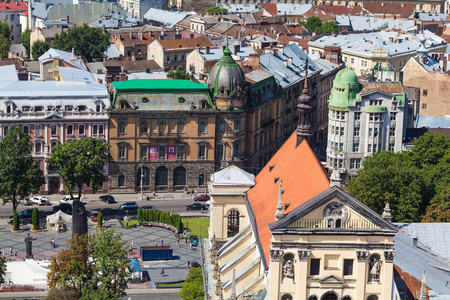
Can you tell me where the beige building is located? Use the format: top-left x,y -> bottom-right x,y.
308,30 -> 447,77
208,131 -> 397,300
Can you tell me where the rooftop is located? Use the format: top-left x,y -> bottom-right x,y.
159,37 -> 216,50
143,8 -> 193,29
211,165 -> 255,186
112,79 -> 208,91
336,15 -> 415,32
415,114 -> 450,129
0,1 -> 27,11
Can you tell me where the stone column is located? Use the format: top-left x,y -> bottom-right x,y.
297,250 -> 311,299
268,249 -> 283,300
383,251 -> 395,299
355,250 -> 369,299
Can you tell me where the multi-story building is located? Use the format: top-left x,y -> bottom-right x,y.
325,68 -> 407,179
0,1 -> 27,44
402,40 -> 450,117
0,64 -> 109,195
112,33 -> 155,61
308,30 -> 447,76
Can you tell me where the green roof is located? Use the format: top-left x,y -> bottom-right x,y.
366,106 -> 387,113
112,79 -> 209,91
328,68 -> 360,110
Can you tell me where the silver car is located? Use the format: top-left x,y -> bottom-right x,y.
60,195 -> 81,205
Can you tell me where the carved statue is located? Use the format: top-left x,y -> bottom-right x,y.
269,249 -> 284,261
369,256 -> 381,281
282,259 -> 294,281
24,233 -> 37,259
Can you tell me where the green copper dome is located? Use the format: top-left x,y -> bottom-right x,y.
207,47 -> 245,97
328,68 -> 360,111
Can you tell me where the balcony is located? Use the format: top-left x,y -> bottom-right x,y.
287,219 -> 380,231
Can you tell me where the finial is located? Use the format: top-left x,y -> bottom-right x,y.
230,269 -> 237,300
302,58 -> 308,94
382,203 -> 392,222
420,270 -> 426,300
330,168 -> 341,188
226,23 -> 229,48
275,180 -> 284,221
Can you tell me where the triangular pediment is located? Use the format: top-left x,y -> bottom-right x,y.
318,274 -> 345,284
44,113 -> 64,120
269,186 -> 397,233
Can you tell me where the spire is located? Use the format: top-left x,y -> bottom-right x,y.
296,57 -> 312,147
275,180 -> 284,221
420,270 -> 427,300
382,203 -> 392,222
302,58 -> 308,94
230,269 -> 237,300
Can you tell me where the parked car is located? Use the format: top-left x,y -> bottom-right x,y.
120,201 -> 138,210
60,195 -> 80,205
18,198 -> 33,206
190,235 -> 199,247
194,195 -> 210,202
31,196 -> 50,205
141,205 -> 155,210
186,203 -> 207,211
52,203 -> 72,214
99,195 -> 115,204
191,261 -> 201,268
18,208 -> 34,218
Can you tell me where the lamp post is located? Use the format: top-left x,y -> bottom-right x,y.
197,166 -> 205,196
140,166 -> 144,201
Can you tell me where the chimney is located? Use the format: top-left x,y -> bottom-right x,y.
206,46 -> 210,54
413,237 -> 418,247
283,59 -> 288,66
71,48 -> 76,64
288,57 -> 293,64
129,32 -> 133,39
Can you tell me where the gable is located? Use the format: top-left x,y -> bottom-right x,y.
44,113 -> 64,120
269,186 -> 397,234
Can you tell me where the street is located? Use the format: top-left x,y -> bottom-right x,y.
0,192 -> 209,219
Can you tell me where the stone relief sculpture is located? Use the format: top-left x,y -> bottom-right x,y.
323,201 -> 348,228
269,249 -> 284,261
282,259 -> 295,282
369,255 -> 382,282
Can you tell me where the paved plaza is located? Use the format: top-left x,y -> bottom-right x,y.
0,216 -> 203,290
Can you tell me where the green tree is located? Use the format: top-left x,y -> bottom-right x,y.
178,267 -> 204,300
167,68 -> 190,80
32,207 -> 39,230
0,256 -> 6,284
305,16 -> 322,32
422,187 -> 450,222
319,21 -> 340,33
47,229 -> 130,299
137,208 -> 143,222
21,28 -> 31,57
97,211 -> 103,228
13,210 -> 20,231
51,24 -> 110,62
0,125 -> 44,213
407,132 -> 450,168
0,21 -> 11,58
47,137 -> 110,200
205,6 -> 228,14
32,40 -> 49,60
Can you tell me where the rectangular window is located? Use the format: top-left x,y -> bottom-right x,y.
35,106 -> 43,111
67,125 -> 73,135
51,125 -> 57,136
354,112 -> 361,120
140,145 -> 148,160
350,58 -> 354,64
198,145 -> 206,160
331,126 -> 335,135
174,55 -> 178,61
234,119 -> 240,131
22,106 -> 30,111
93,125 -> 98,135
423,89 -> 428,96
354,127 -> 360,136
390,112 -> 396,121
369,128 -> 373,137
65,105 -> 73,111
23,125 -> 29,134
11,14 -> 14,21
158,145 -> 166,160
340,127 -> 344,136
389,128 -> 396,137
368,144 -> 372,152
79,124 -> 85,135
118,145 -> 126,159
343,259 -> 353,276
310,259 -> 320,276
422,103 -> 427,110
35,125 -> 42,136
350,159 -> 355,169
389,143 -> 395,151
353,143 -> 359,152
355,159 -> 361,168
166,55 -> 170,62
99,124 -> 104,135
374,128 -> 378,137
177,145 -> 185,159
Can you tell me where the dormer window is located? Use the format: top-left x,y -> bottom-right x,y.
35,106 -> 43,112
65,105 -> 73,111
96,104 -> 101,112
22,106 -> 30,112
6,106 -> 11,114
120,100 -> 128,110
78,106 -> 86,111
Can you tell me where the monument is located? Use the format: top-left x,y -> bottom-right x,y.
24,233 -> 37,259
72,200 -> 88,237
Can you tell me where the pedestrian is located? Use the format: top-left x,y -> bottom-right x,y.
14,250 -> 17,256
153,190 -> 156,198
161,268 -> 165,277
189,245 -> 192,251
161,239 -> 164,246
155,240 -> 158,247
51,238 -> 55,248
9,247 -> 12,256
131,241 -> 134,250
187,260 -> 190,268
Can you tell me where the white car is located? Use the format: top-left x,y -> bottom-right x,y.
31,196 -> 50,205
60,195 -> 81,205
18,198 -> 33,206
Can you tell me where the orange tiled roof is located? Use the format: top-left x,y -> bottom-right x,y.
360,82 -> 404,94
315,4 -> 367,16
159,37 -> 215,50
261,3 -> 278,16
247,132 -> 330,265
362,2 -> 415,18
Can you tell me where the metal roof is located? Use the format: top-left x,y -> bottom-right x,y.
143,8 -> 193,29
336,15 -> 415,32
0,65 -> 18,83
0,81 -> 108,98
211,165 -> 255,186
112,79 -> 208,91
415,114 -> 450,129
219,4 -> 262,14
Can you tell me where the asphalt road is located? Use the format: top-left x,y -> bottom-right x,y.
0,193 -> 209,219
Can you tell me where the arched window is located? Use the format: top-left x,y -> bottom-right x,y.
321,292 -> 338,300
342,296 -> 352,300
199,120 -> 206,133
367,296 -> 378,300
140,120 -> 148,133
227,209 -> 240,237
281,295 -> 293,300
173,166 -> 186,187
307,296 -> 318,300
51,141 -> 58,153
335,219 -> 342,228
177,121 -> 185,133
327,219 -> 334,228
136,167 -> 150,187
118,121 -> 126,134
35,141 -> 42,153
96,104 -> 101,112
155,166 -> 168,187
159,121 -> 166,136
6,106 -> 11,114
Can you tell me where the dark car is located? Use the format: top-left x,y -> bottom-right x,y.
141,205 -> 155,210
19,208 -> 34,218
120,201 -> 138,210
52,203 -> 72,214
186,203 -> 207,211
191,261 -> 201,268
194,195 -> 210,202
99,195 -> 116,204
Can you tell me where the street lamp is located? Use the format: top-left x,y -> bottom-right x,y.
140,166 -> 144,200
197,167 -> 205,196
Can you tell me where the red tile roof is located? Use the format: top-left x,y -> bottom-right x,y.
261,3 -> 278,16
277,35 -> 309,50
288,25 -> 308,34
0,1 -> 27,11
159,37 -> 215,50
394,265 -> 430,300
362,2 -> 415,18
315,4 -> 367,16
360,82 -> 404,94
247,132 -> 330,265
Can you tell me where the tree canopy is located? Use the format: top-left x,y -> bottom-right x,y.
21,28 -> 31,58
51,24 -> 110,62
47,137 -> 110,199
167,68 -> 190,80
319,21 -> 341,33
0,21 -> 11,58
205,6 -> 228,14
305,16 -> 322,32
0,125 -> 44,212
178,267 -> 204,300
301,17 -> 340,33
348,132 -> 450,222
47,229 -> 131,299
32,40 -> 50,60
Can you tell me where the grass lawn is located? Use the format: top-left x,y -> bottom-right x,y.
158,281 -> 186,288
121,219 -> 139,227
182,218 -> 209,238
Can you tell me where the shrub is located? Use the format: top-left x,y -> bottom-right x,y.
97,211 -> 103,228
32,207 -> 39,230
137,208 -> 143,222
13,210 -> 19,231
